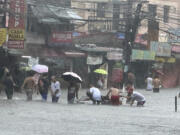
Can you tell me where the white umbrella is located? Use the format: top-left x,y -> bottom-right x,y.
32,64 -> 48,73
62,72 -> 82,83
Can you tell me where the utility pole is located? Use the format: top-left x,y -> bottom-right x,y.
123,1 -> 143,84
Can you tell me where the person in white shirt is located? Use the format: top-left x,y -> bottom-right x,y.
127,91 -> 146,106
87,84 -> 101,104
145,76 -> 153,91
51,76 -> 61,103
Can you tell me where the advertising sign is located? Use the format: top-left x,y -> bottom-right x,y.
115,33 -> 125,40
107,52 -> 123,60
159,32 -> 168,42
8,0 -> 25,49
87,55 -> 103,65
48,32 -> 72,47
9,0 -> 25,29
150,41 -> 171,57
0,28 -> 7,46
172,45 -> 180,53
8,41 -> 24,49
50,32 -> 72,43
131,49 -> 155,61
155,57 -> 176,63
8,29 -> 24,41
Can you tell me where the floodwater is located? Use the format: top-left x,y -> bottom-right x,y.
0,89 -> 180,135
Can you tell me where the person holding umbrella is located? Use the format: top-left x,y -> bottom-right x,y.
94,69 -> 107,90
67,82 -> 80,104
50,76 -> 61,103
61,72 -> 82,104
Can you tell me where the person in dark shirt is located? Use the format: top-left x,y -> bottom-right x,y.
3,73 -> 15,100
38,74 -> 49,101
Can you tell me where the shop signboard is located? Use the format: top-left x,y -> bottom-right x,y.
8,41 -> 24,49
115,33 -> 125,40
131,49 -> 155,61
0,28 -> 7,46
150,42 -> 171,57
8,29 -> 24,41
159,32 -> 168,42
107,52 -> 123,60
155,57 -> 176,63
87,55 -> 103,65
8,0 -> 25,49
9,0 -> 25,29
172,45 -> 180,53
72,32 -> 86,38
48,32 -> 72,47
131,49 -> 144,60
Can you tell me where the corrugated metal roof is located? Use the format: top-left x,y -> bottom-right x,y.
27,0 -> 82,24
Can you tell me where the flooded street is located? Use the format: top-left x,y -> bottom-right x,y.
0,89 -> 180,135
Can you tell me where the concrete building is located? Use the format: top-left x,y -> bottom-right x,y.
71,0 -> 135,33
138,0 -> 180,42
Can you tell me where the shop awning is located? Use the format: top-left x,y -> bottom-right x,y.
24,47 -> 65,57
75,44 -> 123,52
64,52 -> 86,57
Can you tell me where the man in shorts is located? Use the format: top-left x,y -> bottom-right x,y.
106,87 -> 122,105
51,76 -> 61,103
153,76 -> 161,93
21,76 -> 36,101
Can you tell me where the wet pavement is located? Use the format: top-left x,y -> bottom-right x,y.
0,88 -> 180,135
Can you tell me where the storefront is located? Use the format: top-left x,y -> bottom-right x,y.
106,51 -> 123,88
131,49 -> 155,88
150,41 -> 178,88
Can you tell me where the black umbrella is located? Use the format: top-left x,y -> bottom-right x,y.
61,72 -> 82,83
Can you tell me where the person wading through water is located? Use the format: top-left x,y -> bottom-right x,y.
21,74 -> 36,101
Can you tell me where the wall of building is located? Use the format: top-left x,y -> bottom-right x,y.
138,0 -> 180,44
71,0 -> 114,33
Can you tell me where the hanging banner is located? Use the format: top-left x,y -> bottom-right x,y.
150,41 -> 171,57
131,49 -> 155,61
8,0 -> 25,49
87,55 -> 103,65
0,28 -> 7,46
